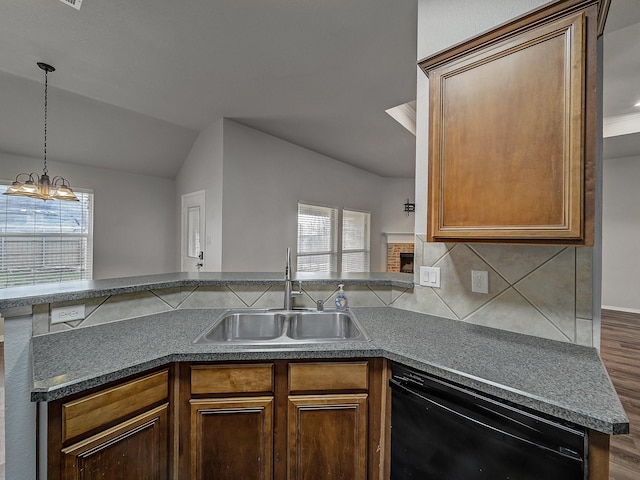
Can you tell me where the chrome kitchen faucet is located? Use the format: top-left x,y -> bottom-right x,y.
284,247 -> 303,310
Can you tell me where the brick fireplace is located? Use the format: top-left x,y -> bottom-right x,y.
383,233 -> 415,274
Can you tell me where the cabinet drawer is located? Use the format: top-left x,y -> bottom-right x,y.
289,362 -> 368,392
191,364 -> 274,395
62,369 -> 169,442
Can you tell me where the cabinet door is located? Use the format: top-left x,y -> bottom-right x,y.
423,4 -> 596,244
288,394 -> 368,480
61,403 -> 169,480
190,396 -> 274,480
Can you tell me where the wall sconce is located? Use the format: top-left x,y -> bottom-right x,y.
404,199 -> 415,216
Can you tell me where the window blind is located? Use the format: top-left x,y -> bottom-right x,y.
342,209 -> 370,272
297,203 -> 338,272
297,203 -> 370,273
0,183 -> 94,288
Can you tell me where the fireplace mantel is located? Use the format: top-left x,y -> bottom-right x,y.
382,232 -> 414,244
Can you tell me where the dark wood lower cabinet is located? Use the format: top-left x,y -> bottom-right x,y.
189,397 -> 274,480
48,361 -> 384,480
47,369 -> 172,480
288,394 -> 368,480
61,404 -> 169,480
48,358 -> 608,479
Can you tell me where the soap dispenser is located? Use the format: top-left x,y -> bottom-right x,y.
335,284 -> 348,311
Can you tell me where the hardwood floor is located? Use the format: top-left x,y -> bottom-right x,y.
600,309 -> 640,480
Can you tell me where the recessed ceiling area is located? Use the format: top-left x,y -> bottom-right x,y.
0,0 -> 418,179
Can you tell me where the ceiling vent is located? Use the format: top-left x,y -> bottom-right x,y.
58,0 -> 83,10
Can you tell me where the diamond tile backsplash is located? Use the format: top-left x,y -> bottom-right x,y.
399,236 -> 594,346
39,237 -> 594,346
42,283 -> 392,335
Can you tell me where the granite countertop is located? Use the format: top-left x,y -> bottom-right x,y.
30,306 -> 629,435
0,271 -> 413,309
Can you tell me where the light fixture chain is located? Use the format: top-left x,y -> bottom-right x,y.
43,68 -> 48,175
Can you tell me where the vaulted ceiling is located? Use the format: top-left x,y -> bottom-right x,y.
0,0 -> 418,179
0,0 -> 637,181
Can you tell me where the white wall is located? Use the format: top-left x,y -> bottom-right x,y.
417,0 -> 550,61
0,153 -> 177,279
175,120 -> 224,271
377,177 -> 415,235
4,313 -> 37,480
376,177 -> 416,270
174,119 -> 414,273
221,120 -> 395,272
602,155 -> 640,312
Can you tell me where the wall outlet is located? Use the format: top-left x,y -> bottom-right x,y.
471,270 -> 489,294
420,266 -> 441,288
51,304 -> 86,324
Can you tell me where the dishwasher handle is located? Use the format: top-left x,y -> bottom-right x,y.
389,378 -> 583,463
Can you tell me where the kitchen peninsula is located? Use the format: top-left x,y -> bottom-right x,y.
0,272 -> 629,479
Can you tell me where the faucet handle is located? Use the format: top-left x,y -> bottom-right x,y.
292,281 -> 303,295
316,299 -> 324,311
285,247 -> 292,278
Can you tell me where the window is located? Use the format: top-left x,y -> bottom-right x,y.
0,183 -> 93,288
297,204 -> 338,272
342,209 -> 370,272
297,203 -> 370,273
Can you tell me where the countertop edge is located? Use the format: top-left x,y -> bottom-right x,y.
30,348 -> 386,402
0,272 -> 414,309
379,351 -> 629,436
31,351 -> 628,435
29,316 -> 630,436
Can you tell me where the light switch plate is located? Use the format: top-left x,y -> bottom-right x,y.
51,304 -> 86,324
420,266 -> 441,288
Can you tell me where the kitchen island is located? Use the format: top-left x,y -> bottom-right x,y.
0,272 -> 629,479
30,307 -> 627,434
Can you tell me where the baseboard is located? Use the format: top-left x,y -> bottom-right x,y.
602,305 -> 640,316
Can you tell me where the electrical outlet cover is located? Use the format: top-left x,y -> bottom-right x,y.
51,304 -> 86,324
471,270 -> 489,294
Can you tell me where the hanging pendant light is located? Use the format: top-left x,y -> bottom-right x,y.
3,62 -> 79,202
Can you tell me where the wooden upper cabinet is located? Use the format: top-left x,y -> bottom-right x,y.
420,0 -> 600,245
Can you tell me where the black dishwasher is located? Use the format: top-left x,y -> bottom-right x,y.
390,363 -> 587,479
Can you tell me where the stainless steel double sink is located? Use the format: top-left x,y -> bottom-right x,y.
192,309 -> 370,345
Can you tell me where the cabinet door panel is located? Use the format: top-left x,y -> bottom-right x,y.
61,403 -> 169,480
288,394 -> 367,480
190,396 -> 273,480
423,6 -> 595,243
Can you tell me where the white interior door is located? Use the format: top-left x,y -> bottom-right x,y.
181,190 -> 206,272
